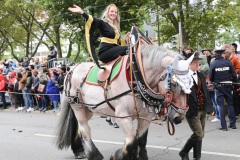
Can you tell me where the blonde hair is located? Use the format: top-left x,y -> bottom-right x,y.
101,4 -> 120,32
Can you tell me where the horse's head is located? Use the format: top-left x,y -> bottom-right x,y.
158,54 -> 194,124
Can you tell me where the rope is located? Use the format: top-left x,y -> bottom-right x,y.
0,90 -> 60,96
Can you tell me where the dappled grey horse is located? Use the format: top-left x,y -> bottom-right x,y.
56,35 -> 194,159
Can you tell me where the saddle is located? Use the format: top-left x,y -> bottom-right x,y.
85,56 -> 124,86
98,56 -> 122,83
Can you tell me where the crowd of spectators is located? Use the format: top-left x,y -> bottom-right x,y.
1,43 -> 239,127
0,55 -> 68,113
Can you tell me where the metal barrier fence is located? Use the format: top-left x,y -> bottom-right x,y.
0,91 -> 61,106
46,58 -> 71,68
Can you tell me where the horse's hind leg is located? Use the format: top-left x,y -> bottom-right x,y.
56,97 -> 86,159
71,133 -> 86,159
72,105 -> 104,160
136,118 -> 151,160
110,117 -> 138,160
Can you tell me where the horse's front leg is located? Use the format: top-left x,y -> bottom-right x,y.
136,118 -> 151,160
72,105 -> 104,160
110,117 -> 138,160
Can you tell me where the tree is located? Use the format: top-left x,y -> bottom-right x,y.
0,0 -> 148,61
2,0 -> 48,60
148,0 -> 240,50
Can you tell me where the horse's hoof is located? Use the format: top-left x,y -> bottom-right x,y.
74,151 -> 86,159
113,123 -> 119,128
106,119 -> 113,125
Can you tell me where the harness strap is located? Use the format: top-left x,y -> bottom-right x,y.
64,63 -> 82,97
67,90 -> 131,107
129,37 -> 138,117
165,103 -> 175,136
66,72 -> 72,97
167,118 -> 175,136
135,38 -> 163,96
103,80 -> 115,111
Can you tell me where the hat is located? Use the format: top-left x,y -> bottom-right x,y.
187,52 -> 202,60
49,46 -> 55,51
215,49 -> 226,55
202,49 -> 211,53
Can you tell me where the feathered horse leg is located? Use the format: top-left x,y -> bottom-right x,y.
55,96 -> 86,159
71,105 -> 104,160
136,118 -> 152,160
110,117 -> 138,160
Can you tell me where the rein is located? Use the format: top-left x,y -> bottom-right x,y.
127,29 -> 181,135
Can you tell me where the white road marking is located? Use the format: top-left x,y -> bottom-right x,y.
35,134 -> 240,158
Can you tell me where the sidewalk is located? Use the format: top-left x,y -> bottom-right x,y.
1,106 -> 60,115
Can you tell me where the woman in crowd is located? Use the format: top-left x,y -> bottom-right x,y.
46,69 -> 60,112
38,67 -> 49,112
16,72 -> 25,111
32,69 -> 41,110
0,68 -> 8,110
25,71 -> 33,112
19,69 -> 27,111
8,71 -> 17,109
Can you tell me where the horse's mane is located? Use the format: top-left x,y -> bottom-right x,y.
140,45 -> 179,68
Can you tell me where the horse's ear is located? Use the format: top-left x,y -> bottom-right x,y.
171,55 -> 179,69
186,53 -> 195,65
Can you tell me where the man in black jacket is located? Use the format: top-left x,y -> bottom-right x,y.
179,52 -> 213,160
57,66 -> 66,94
47,46 -> 57,68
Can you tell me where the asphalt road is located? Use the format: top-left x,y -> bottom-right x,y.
0,109 -> 240,160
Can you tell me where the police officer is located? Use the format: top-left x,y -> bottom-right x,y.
209,49 -> 237,131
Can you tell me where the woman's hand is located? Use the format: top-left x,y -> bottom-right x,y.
125,32 -> 130,42
68,4 -> 84,14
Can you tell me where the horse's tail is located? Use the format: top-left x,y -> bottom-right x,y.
55,97 -> 78,150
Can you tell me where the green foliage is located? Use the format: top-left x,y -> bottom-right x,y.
2,0 -> 239,59
147,0 -> 240,50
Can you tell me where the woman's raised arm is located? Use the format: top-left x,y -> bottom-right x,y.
68,4 -> 84,14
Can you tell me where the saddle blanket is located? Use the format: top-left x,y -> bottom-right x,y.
86,57 -> 124,86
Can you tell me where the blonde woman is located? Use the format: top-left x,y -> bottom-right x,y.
68,4 -> 129,64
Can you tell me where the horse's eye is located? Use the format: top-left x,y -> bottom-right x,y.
172,83 -> 177,88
